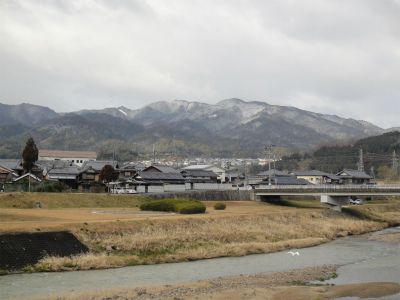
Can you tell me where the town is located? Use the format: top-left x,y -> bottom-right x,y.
0,142 -> 375,195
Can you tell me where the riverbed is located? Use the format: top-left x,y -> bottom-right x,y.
1,227 -> 399,299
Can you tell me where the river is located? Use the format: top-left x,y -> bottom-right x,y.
1,227 -> 399,299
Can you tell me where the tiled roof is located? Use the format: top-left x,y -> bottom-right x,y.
14,173 -> 42,182
274,176 -> 310,185
182,164 -> 212,170
292,170 -> 328,176
48,166 -> 81,175
257,169 -> 289,176
260,175 -> 310,185
337,169 -> 372,179
136,171 -> 185,181
81,160 -> 116,171
0,159 -> 22,170
37,160 -> 75,169
181,170 -> 218,177
143,165 -> 180,174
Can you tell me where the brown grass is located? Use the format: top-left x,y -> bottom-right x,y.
33,205 -> 394,272
0,192 -> 148,209
2,195 -> 399,273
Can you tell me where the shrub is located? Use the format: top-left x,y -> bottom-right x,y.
33,181 -> 66,192
214,202 -> 226,210
140,199 -> 206,214
176,201 -> 206,214
139,200 -> 176,212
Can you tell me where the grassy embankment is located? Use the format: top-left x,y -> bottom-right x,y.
0,192 -> 150,209
0,193 -> 399,272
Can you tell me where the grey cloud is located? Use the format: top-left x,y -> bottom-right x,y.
0,0 -> 399,127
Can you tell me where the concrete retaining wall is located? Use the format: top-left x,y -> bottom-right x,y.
0,231 -> 88,270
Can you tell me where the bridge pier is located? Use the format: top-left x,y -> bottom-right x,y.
320,195 -> 350,211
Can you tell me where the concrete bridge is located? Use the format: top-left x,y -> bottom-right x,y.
252,185 -> 400,209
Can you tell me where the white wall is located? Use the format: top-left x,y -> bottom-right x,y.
148,185 -> 165,193
40,157 -> 95,167
137,185 -> 146,193
164,184 -> 186,192
193,183 -> 235,190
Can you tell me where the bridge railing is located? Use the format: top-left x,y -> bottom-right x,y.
254,184 -> 400,193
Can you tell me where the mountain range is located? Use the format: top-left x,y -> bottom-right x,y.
0,99 -> 393,159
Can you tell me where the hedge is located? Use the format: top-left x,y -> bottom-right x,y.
140,199 -> 206,214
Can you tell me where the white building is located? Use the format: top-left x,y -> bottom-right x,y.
182,164 -> 226,183
38,150 -> 97,167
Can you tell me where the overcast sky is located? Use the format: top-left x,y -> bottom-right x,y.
1,0 -> 400,128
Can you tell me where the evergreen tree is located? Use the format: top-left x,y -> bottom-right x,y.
99,165 -> 119,183
22,137 -> 38,173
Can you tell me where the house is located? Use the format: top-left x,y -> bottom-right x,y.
0,159 -> 24,176
0,166 -> 18,183
79,160 -> 117,181
47,166 -> 81,189
38,160 -> 77,176
337,169 -> 372,185
257,175 -> 310,187
142,165 -> 180,174
291,170 -> 342,185
132,164 -> 186,192
225,171 -> 244,183
76,160 -> 117,192
13,173 -> 42,183
182,165 -> 226,183
251,169 -> 309,187
181,169 -> 218,183
39,150 -> 97,167
132,171 -> 186,193
118,162 -> 145,180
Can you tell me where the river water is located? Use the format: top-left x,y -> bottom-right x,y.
1,227 -> 399,299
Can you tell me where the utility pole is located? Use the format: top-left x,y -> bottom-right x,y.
265,145 -> 275,186
242,160 -> 247,186
358,148 -> 364,172
226,161 -> 231,183
172,136 -> 177,168
392,150 -> 398,174
112,145 -> 116,168
152,144 -> 156,164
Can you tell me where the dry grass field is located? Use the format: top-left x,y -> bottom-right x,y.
1,192 -> 399,272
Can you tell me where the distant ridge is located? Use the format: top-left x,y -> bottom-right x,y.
0,99 -> 388,158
